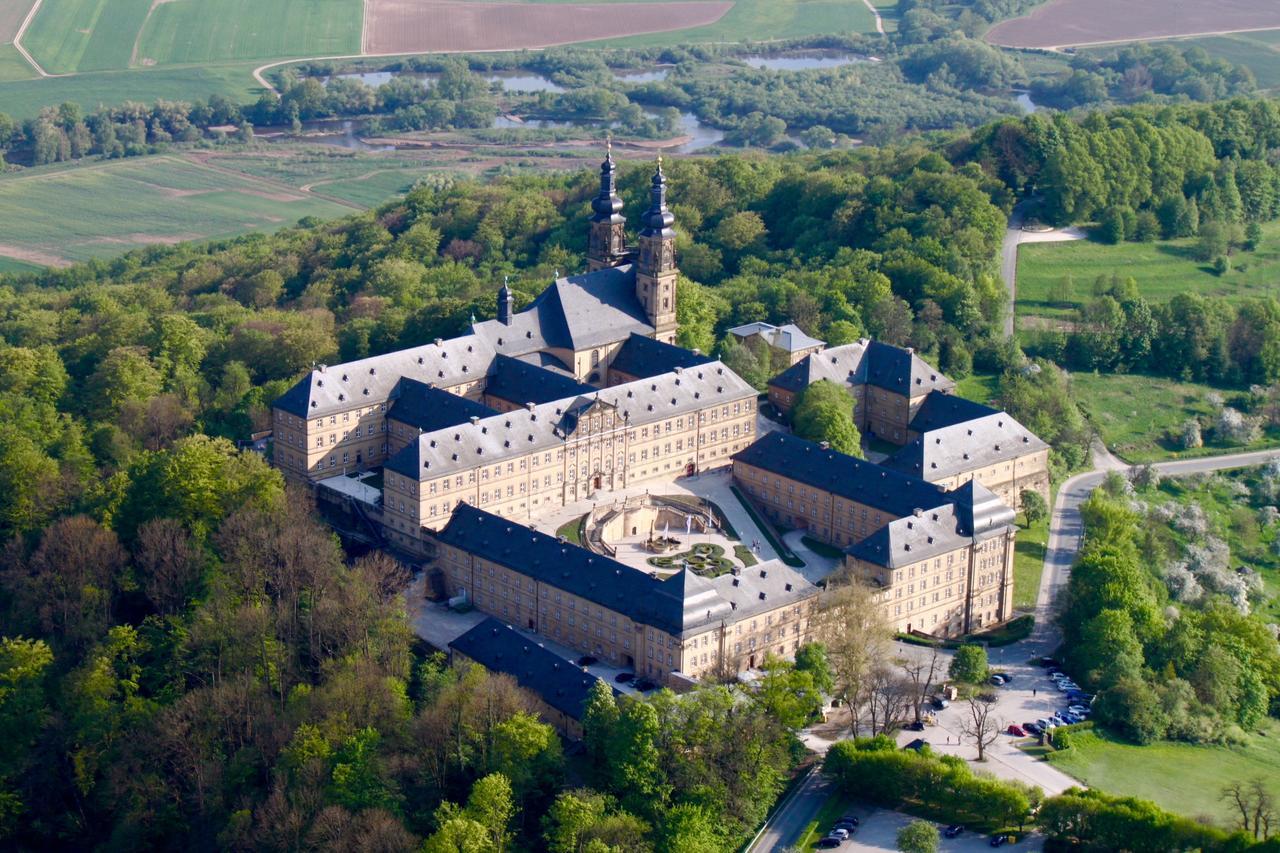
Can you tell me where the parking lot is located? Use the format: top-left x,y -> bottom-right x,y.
819,808 -> 1043,852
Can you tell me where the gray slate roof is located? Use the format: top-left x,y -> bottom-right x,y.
385,360 -> 756,482
729,322 -> 825,354
884,411 -> 1049,481
609,332 -> 714,380
274,335 -> 497,419
908,390 -> 999,433
387,378 -> 499,432
436,505 -> 815,638
485,355 -> 595,407
847,479 -> 1014,569
473,264 -> 653,353
768,340 -> 954,397
732,432 -> 949,519
449,618 -> 614,720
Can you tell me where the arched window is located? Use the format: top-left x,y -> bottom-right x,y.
591,349 -> 600,366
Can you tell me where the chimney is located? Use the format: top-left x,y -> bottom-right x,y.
469,416 -> 480,425
317,363 -> 326,372
819,441 -> 831,451
526,402 -> 536,411
434,338 -> 443,346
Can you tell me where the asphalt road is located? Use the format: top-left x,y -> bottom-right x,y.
749,767 -> 833,852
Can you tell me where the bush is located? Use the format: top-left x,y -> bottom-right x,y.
1038,788 -> 1238,852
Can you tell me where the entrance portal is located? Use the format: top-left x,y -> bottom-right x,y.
593,475 -> 602,490
685,463 -> 695,476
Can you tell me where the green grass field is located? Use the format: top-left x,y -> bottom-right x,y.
207,150 -> 447,207
0,63 -> 262,120
135,0 -> 360,66
1013,512 -> 1046,611
1016,222 -> 1280,325
1048,723 -> 1280,825
954,371 -> 1000,406
0,154 -> 351,265
1069,372 -> 1280,463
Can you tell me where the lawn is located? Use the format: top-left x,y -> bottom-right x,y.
954,371 -> 1000,406
1012,512 -> 1046,611
1016,221 -> 1280,325
0,154 -> 351,264
1069,372 -> 1280,463
136,0 -> 361,66
1048,723 -> 1280,826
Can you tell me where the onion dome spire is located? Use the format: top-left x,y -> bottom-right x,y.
591,135 -> 624,223
640,154 -> 675,237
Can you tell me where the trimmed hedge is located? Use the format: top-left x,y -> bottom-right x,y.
824,737 -> 1035,832
1038,787 -> 1259,852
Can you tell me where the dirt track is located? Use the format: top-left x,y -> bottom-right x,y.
986,0 -> 1280,49
364,0 -> 731,54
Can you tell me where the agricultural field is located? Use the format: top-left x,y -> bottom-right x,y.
583,0 -> 880,47
203,149 -> 453,207
135,0 -> 361,66
987,0 -> 1280,49
1048,721 -> 1280,825
0,63 -> 262,121
1015,221 -> 1280,325
0,154 -> 352,266
365,0 -> 731,55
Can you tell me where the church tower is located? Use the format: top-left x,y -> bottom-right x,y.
636,157 -> 678,344
587,140 -> 627,272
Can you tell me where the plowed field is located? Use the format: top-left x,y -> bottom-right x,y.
986,0 -> 1280,49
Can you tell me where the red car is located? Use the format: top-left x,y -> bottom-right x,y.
1006,724 -> 1026,736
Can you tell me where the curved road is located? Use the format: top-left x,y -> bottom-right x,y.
752,445 -> 1280,851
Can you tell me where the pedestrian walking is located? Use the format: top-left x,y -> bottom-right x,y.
1033,688 -> 1037,697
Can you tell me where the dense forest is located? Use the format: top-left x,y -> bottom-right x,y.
6,90 -> 1280,846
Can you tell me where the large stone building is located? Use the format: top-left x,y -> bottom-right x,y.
884,391 -> 1050,507
435,504 -> 819,687
273,155 -> 763,557
732,432 -> 1015,637
728,321 -> 826,367
767,340 -> 955,444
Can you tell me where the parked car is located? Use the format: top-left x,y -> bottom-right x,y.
931,696 -> 950,710
989,674 -> 1007,686
1023,722 -> 1042,735
838,816 -> 860,828
1038,656 -> 1058,668
990,833 -> 1008,847
816,836 -> 844,849
829,827 -> 850,840
1067,704 -> 1089,715
905,720 -> 925,731
577,655 -> 598,666
996,671 -> 1013,682
1006,724 -> 1026,736
633,678 -> 658,691
1056,681 -> 1078,692
944,824 -> 964,838
614,672 -> 635,684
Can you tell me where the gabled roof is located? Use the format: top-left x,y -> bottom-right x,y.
387,361 -> 756,483
610,332 -> 713,380
729,322 -> 825,354
435,505 -> 816,637
485,354 -> 595,407
732,432 -> 948,519
883,411 -> 1049,481
908,390 -> 997,433
473,265 -> 652,353
274,335 -> 497,418
449,618 -> 614,720
847,479 -> 1014,569
767,340 -> 953,398
847,504 -> 970,569
386,378 -> 499,432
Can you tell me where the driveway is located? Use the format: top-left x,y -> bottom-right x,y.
843,810 -> 1042,852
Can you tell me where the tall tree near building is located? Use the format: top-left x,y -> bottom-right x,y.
812,577 -> 892,734
899,646 -> 943,724
791,380 -> 863,457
